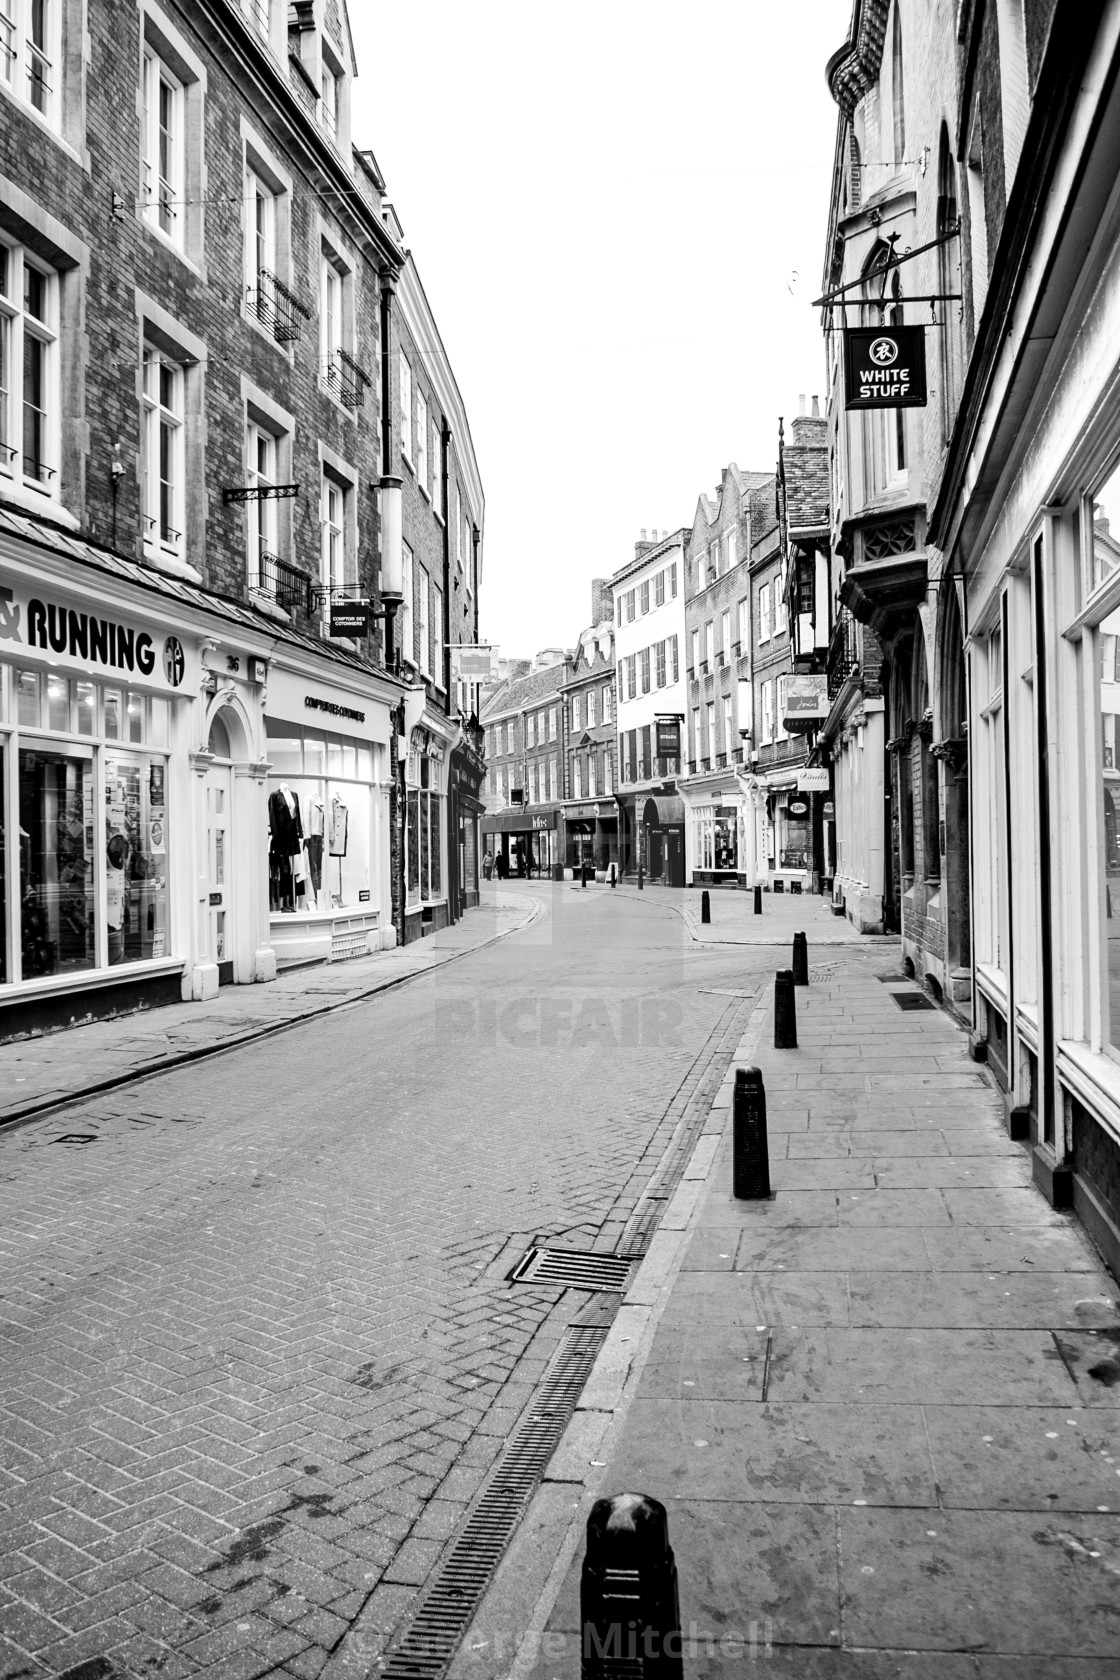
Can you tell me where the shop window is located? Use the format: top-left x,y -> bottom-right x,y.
406,782 -> 443,905
265,718 -> 379,913
0,240 -> 59,497
19,745 -> 95,977
1087,466 -> 1120,1057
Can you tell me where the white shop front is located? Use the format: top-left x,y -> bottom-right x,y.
0,533 -> 207,1034
263,660 -> 396,967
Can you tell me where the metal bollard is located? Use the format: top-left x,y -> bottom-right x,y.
701,889 -> 710,924
611,863 -> 617,888
792,930 -> 808,986
753,883 -> 762,915
774,968 -> 797,1048
582,862 -> 588,889
733,1066 -> 771,1199
638,860 -> 644,891
581,1493 -> 682,1679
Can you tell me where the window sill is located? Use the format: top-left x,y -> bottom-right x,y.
401,452 -> 415,476
0,480 -> 76,529
418,482 -> 431,504
140,215 -> 204,280
142,547 -> 202,584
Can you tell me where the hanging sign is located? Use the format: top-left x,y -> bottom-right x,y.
453,645 -> 498,681
787,797 -> 810,818
330,601 -> 369,637
655,717 -> 681,757
844,325 -> 927,409
797,767 -> 831,792
783,674 -> 829,732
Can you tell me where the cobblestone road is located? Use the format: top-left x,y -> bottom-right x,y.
0,885 -> 794,1680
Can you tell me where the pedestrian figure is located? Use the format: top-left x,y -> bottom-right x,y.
482,851 -> 494,881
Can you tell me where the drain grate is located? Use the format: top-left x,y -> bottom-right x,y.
891,991 -> 935,1011
52,1133 -> 97,1145
508,1245 -> 634,1292
379,1322 -> 609,1680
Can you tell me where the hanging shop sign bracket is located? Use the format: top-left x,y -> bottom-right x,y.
222,483 -> 300,504
843,324 -> 928,409
811,223 -> 961,308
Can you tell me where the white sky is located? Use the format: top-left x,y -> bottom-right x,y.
349,1 -> 850,660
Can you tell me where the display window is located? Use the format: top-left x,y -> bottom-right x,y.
692,804 -> 737,871
2,668 -> 172,984
1085,466 -> 1120,1059
264,718 -> 381,913
779,803 -> 811,870
406,787 -> 442,904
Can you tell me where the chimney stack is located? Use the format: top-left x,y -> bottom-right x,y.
811,395 -> 820,418
591,577 -> 613,626
798,393 -> 807,416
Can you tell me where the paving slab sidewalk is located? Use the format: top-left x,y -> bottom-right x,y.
0,889 -> 540,1128
451,957 -> 1120,1679
612,882 -> 876,947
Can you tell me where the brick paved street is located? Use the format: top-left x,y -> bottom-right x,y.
0,886 -> 809,1680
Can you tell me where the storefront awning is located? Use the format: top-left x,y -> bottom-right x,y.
642,795 -> 685,827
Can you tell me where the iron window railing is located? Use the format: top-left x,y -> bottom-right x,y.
323,348 -> 371,409
247,270 -> 311,343
828,605 -> 861,699
256,551 -> 313,613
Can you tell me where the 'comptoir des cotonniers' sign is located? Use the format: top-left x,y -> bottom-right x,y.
843,325 -> 927,409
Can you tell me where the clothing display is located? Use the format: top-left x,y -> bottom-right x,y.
305,833 -> 323,894
268,784 -> 305,912
328,795 -> 348,857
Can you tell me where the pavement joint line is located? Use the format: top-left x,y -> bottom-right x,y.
453,984 -> 772,1680
0,894 -> 544,1136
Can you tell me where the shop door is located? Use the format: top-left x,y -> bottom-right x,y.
666,830 -> 684,888
205,762 -> 233,984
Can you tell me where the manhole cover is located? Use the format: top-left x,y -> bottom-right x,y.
892,992 -> 935,1011
52,1134 -> 97,1145
509,1246 -> 634,1292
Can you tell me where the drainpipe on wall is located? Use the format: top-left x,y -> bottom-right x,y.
441,420 -> 457,921
378,270 -> 402,676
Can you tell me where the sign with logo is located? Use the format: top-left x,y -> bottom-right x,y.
844,324 -> 927,409
532,813 -> 555,829
264,667 -> 390,744
797,767 -> 831,792
655,717 -> 681,757
823,800 -> 834,817
453,644 -> 498,681
783,674 -> 829,732
330,601 -> 369,637
787,797 -> 810,818
0,573 -> 194,691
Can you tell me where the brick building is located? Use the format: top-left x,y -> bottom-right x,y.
479,654 -> 567,878
680,465 -> 772,887
612,530 -> 687,884
0,0 -> 481,1034
558,581 -> 616,877
389,246 -> 485,940
779,404 -> 834,890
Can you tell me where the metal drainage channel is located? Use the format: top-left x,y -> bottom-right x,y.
378,1322 -> 610,1680
509,1245 -> 634,1292
891,991 -> 935,1012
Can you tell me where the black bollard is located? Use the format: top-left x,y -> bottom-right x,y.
701,889 -> 710,924
638,860 -> 644,891
774,968 -> 797,1048
792,930 -> 808,986
753,883 -> 762,915
733,1066 -> 772,1199
581,1493 -> 682,1679
582,861 -> 588,889
611,863 -> 617,888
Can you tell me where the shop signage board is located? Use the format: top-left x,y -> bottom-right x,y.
655,717 -> 681,756
798,767 -> 831,792
783,674 -> 829,731
0,568 -> 197,692
453,645 -> 498,680
330,602 -> 369,637
844,325 -> 927,408
265,665 -> 391,744
787,797 -> 810,818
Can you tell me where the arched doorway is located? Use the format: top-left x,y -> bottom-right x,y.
205,709 -> 235,985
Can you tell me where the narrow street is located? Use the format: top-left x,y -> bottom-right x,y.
0,887 -> 807,1679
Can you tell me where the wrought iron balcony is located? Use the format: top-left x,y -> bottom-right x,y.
324,349 -> 372,410
255,551 -> 312,613
247,269 -> 311,343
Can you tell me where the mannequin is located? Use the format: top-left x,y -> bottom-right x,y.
268,783 -> 305,911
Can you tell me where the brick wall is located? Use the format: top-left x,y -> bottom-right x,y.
1,0 -> 393,644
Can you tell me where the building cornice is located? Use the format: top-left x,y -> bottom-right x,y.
825,0 -> 890,118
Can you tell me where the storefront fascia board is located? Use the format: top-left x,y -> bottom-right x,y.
266,659 -> 394,745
